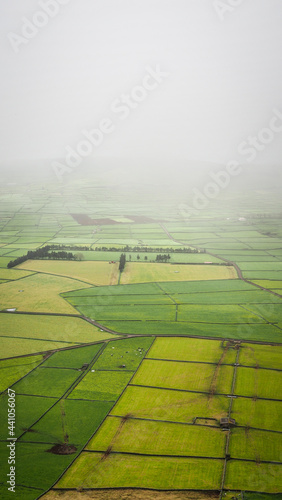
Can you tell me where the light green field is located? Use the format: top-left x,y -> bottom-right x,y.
178,304 -> 263,323
111,386 -> 229,423
131,359 -> 234,394
120,262 -> 237,284
229,428 -> 282,462
18,260 -> 119,285
87,416 -> 225,457
0,268 -> 35,280
0,272 -> 92,313
0,314 -> 114,358
0,354 -> 44,392
253,280 -> 282,290
56,452 -> 223,489
239,343 -> 282,369
224,460 -> 282,493
234,367 -> 282,399
147,337 -> 237,364
231,398 -> 282,431
68,370 -> 133,401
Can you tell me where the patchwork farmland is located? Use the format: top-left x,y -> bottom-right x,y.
0,180 -> 282,499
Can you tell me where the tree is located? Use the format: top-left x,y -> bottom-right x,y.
74,252 -> 84,261
137,254 -> 140,260
119,253 -> 126,272
144,256 -> 147,261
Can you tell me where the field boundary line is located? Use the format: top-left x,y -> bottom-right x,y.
36,336 -> 156,499
15,343 -> 106,443
0,352 -> 52,396
129,384 -> 282,402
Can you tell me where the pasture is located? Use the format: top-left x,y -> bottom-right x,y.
18,260 -> 119,285
120,262 -> 237,284
1,181 -> 282,498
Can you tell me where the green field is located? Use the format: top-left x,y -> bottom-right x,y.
18,260 -> 120,285
0,354 -> 44,392
131,358 -> 234,394
1,181 -> 282,497
56,452 -> 224,489
87,415 -> 225,457
0,314 -> 114,358
120,262 -> 237,283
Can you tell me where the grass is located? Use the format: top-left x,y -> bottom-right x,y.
120,262 -> 237,284
231,398 -> 282,432
77,304 -> 176,322
147,337 -> 237,364
56,452 -> 224,489
0,268 -> 35,280
87,415 -> 226,457
20,399 -> 113,445
234,367 -> 282,399
0,394 -> 55,440
0,337 -> 82,359
17,260 -> 119,285
229,427 -> 282,462
0,354 -> 44,392
43,344 -> 102,369
131,359 -> 234,394
178,304 -> 264,323
253,280 -> 282,290
68,370 -> 133,401
98,320 -> 282,343
239,343 -> 282,369
0,272 -> 92,313
13,366 -> 81,397
111,386 -> 229,423
0,314 -> 114,358
224,460 -> 282,493
0,441 -> 79,491
92,337 -> 154,371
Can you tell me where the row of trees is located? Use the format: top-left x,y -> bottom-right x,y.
155,254 -> 171,262
7,246 -> 80,268
94,246 -> 204,253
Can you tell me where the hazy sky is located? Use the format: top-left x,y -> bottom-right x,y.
1,0 -> 282,170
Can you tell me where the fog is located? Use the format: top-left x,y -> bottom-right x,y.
0,0 -> 282,183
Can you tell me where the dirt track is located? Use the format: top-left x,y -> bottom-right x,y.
42,489 -> 219,500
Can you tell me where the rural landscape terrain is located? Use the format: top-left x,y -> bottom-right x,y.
0,174 -> 282,500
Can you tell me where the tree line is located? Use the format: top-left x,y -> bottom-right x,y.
7,246 -> 80,268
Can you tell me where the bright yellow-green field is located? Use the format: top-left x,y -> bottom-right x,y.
131,359 -> 234,394
229,427 -> 282,462
224,460 -> 282,493
239,343 -> 282,369
147,337 -> 237,364
17,260 -> 119,285
56,452 -> 223,490
234,366 -> 282,400
0,273 -> 92,313
0,354 -> 44,391
87,416 -> 225,457
0,314 -> 115,358
111,386 -> 229,423
120,262 -> 237,284
0,268 -> 35,280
